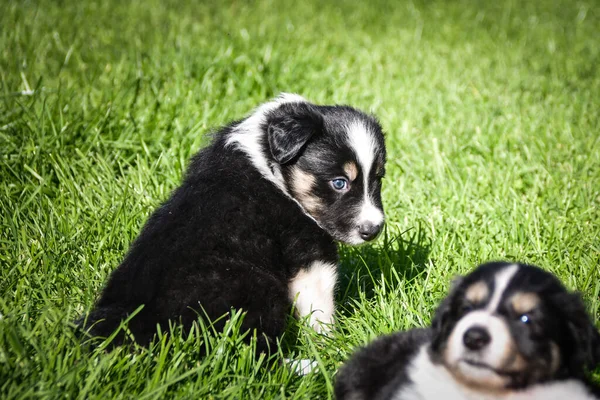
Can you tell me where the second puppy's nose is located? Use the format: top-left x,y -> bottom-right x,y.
463,326 -> 491,351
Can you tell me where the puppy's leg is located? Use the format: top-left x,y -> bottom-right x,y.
77,306 -> 139,346
174,259 -> 290,355
289,260 -> 337,333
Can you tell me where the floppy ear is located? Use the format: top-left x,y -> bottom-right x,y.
430,276 -> 464,353
562,292 -> 600,373
265,102 -> 323,164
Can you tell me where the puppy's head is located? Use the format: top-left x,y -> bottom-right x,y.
229,94 -> 386,245
430,262 -> 600,391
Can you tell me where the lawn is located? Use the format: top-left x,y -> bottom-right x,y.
1,0 -> 599,398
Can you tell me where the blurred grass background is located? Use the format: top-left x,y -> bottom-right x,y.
1,0 -> 599,398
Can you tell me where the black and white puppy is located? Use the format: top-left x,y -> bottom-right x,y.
336,262 -> 600,400
80,94 -> 386,352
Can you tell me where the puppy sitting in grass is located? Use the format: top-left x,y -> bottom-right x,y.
79,94 -> 387,354
336,262 -> 600,400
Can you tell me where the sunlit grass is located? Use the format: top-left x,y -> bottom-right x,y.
1,0 -> 599,398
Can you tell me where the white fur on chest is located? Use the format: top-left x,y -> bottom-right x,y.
289,260 -> 337,333
394,346 -> 596,400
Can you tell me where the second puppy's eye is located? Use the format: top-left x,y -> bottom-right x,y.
330,178 -> 349,191
519,314 -> 531,324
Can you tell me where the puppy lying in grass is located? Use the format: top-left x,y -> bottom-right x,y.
336,261 -> 600,400
79,94 -> 387,354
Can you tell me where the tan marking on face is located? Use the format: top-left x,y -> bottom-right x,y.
290,167 -> 323,215
291,167 -> 315,194
510,292 -> 540,315
465,281 -> 489,304
499,339 -> 528,373
499,340 -> 559,380
343,162 -> 358,182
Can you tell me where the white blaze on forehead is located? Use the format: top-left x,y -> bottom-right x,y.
346,120 -> 378,178
486,264 -> 519,312
345,120 -> 384,227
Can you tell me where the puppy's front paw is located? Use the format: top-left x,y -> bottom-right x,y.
309,311 -> 334,334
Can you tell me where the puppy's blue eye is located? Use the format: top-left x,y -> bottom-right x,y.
519,314 -> 530,324
331,178 -> 348,191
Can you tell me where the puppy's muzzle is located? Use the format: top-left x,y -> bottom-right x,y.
358,221 -> 382,241
463,326 -> 491,351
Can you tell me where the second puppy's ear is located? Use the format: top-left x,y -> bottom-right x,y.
430,275 -> 464,354
266,102 -> 323,164
559,292 -> 600,374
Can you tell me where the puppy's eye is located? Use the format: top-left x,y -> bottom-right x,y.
330,178 -> 349,191
519,314 -> 531,324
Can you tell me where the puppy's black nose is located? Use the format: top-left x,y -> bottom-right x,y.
358,222 -> 381,241
463,326 -> 491,351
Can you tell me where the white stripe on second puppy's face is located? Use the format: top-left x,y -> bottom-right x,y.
288,261 -> 337,333
485,264 -> 519,312
345,120 -> 384,244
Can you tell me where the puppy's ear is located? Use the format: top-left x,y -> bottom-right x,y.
265,102 -> 323,164
430,275 -> 464,354
449,276 -> 465,292
561,292 -> 600,373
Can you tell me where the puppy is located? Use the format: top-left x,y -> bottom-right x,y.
80,94 -> 387,352
335,262 -> 600,400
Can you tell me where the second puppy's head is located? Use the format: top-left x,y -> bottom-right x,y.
430,262 -> 600,391
228,94 -> 386,245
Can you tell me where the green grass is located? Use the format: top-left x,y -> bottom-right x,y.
1,0 -> 599,398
